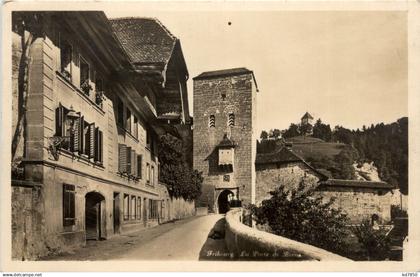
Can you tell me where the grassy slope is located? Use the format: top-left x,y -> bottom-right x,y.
285,136 -> 351,160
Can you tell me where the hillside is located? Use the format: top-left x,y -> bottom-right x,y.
284,136 -> 351,161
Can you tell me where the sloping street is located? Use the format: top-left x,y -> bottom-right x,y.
41,214 -> 227,261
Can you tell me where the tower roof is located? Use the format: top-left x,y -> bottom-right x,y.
217,134 -> 237,149
301,112 -> 314,120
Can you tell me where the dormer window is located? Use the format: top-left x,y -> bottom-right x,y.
217,134 -> 236,171
228,113 -> 235,127
209,115 -> 215,128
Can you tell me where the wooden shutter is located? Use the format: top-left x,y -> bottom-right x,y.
78,116 -> 85,155
71,115 -> 81,152
137,155 -> 142,179
63,184 -> 75,226
118,144 -> 127,173
55,104 -> 65,136
99,130 -> 103,163
126,147 -> 132,174
131,149 -> 136,177
88,123 -> 95,159
94,127 -> 99,161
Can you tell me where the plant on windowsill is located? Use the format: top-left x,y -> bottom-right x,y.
80,80 -> 93,96
61,69 -> 72,82
95,90 -> 105,107
47,136 -> 70,161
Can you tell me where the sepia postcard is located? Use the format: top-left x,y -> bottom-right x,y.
1,0 -> 420,273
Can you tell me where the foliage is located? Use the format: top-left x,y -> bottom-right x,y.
391,205 -> 408,219
282,123 -> 300,138
260,130 -> 268,140
158,134 -> 203,201
305,149 -> 357,180
250,181 -> 349,255
351,219 -> 391,260
256,139 -> 278,153
312,119 -> 332,142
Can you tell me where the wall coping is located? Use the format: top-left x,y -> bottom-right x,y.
225,208 -> 351,261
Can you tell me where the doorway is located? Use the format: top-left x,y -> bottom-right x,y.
113,192 -> 120,234
85,191 -> 106,240
217,189 -> 234,214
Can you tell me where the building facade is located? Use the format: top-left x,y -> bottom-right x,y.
11,12 -> 194,260
193,68 -> 258,213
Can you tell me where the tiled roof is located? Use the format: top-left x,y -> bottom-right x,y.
256,147 -> 302,164
319,179 -> 394,189
193,67 -> 253,80
217,134 -> 236,148
109,17 -> 177,65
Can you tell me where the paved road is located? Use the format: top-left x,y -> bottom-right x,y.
114,214 -> 224,260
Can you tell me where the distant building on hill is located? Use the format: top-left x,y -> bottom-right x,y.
300,112 -> 314,136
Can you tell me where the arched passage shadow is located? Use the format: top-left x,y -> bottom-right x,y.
199,218 -> 235,261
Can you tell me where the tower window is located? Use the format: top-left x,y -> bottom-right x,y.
228,113 -> 235,127
209,115 -> 215,128
221,91 -> 226,100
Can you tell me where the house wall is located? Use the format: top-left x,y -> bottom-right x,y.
315,187 -> 392,224
11,14 -> 195,260
255,162 -> 321,205
193,73 -> 256,212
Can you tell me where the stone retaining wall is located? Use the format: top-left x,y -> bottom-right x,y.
225,208 -> 351,261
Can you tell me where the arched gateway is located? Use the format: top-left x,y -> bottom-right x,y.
85,191 -> 106,241
217,189 -> 234,214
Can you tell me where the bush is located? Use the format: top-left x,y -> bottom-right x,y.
250,181 -> 349,255
351,218 -> 391,260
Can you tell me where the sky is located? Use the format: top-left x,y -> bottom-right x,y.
105,9 -> 407,135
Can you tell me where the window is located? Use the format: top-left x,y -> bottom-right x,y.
55,105 -> 103,163
146,163 -> 150,184
131,196 -> 136,220
117,98 -> 124,127
146,129 -> 151,149
80,58 -> 91,95
221,91 -> 226,100
118,145 -> 139,178
149,199 -> 158,219
228,113 -> 235,127
123,194 -> 129,220
209,115 -> 215,128
95,76 -> 104,107
133,116 -> 138,139
60,38 -> 72,81
63,184 -> 75,226
126,108 -> 132,133
136,197 -> 141,220
151,166 -> 155,187
137,155 -> 143,179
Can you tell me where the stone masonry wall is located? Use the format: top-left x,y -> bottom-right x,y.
315,187 -> 392,224
255,162 -> 321,205
193,73 -> 255,211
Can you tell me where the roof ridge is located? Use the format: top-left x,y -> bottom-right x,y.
109,16 -> 177,40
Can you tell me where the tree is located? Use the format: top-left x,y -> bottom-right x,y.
313,118 -> 332,142
334,149 -> 357,179
158,134 -> 202,200
250,181 -> 349,255
260,130 -> 268,140
283,123 -> 300,138
270,129 -> 281,139
351,219 -> 391,260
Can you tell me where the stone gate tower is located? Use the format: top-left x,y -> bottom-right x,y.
193,68 -> 258,213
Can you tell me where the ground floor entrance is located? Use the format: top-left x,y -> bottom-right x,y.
85,191 -> 106,240
217,189 -> 234,214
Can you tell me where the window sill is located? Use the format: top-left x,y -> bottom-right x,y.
117,125 -> 139,143
56,71 -> 105,116
59,148 -> 104,169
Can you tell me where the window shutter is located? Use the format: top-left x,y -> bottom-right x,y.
78,116 -> 85,155
63,184 -> 75,226
71,115 -> 81,152
126,147 -> 132,174
137,155 -> 142,179
99,130 -> 103,163
55,104 -> 65,136
94,127 -> 99,161
131,149 -> 136,177
118,144 -> 127,173
89,123 -> 95,159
